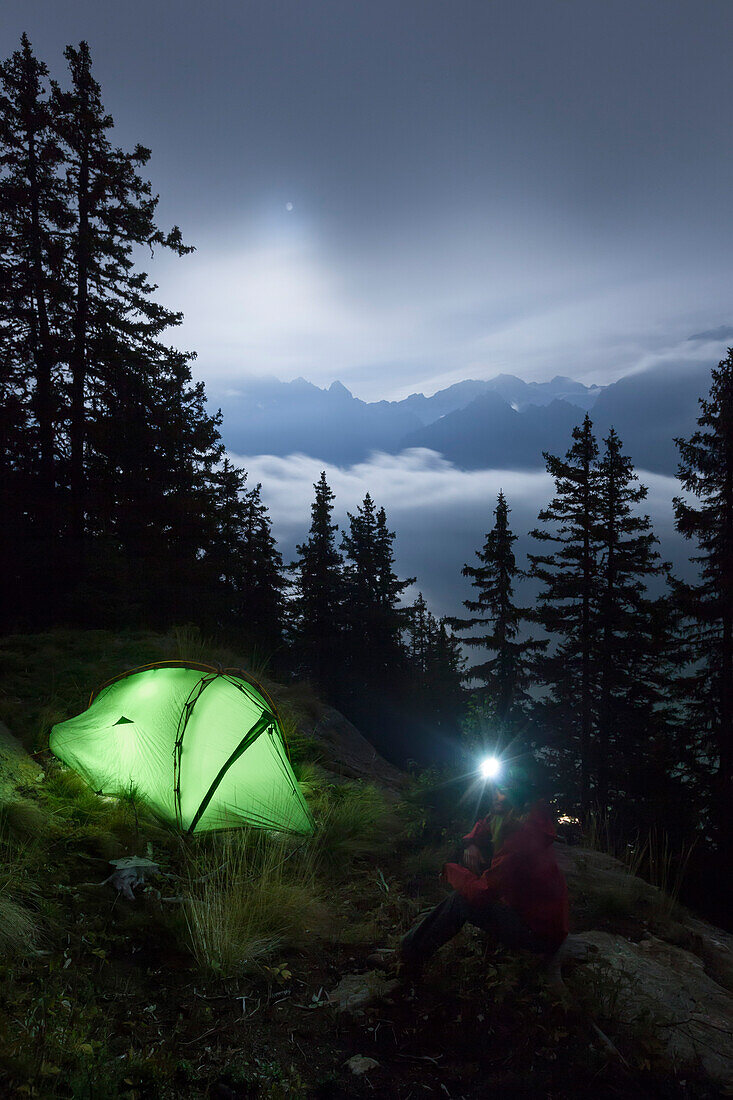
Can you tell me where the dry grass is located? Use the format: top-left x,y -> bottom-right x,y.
0,799 -> 48,841
584,811 -> 696,922
0,812 -> 42,957
0,890 -> 39,956
184,826 -> 331,976
625,829 -> 697,919
311,780 -> 400,873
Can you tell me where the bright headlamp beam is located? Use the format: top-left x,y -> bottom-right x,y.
480,756 -> 502,781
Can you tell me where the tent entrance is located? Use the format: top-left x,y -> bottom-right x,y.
186,712 -> 274,834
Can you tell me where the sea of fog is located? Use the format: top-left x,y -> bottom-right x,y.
230,447 -> 694,619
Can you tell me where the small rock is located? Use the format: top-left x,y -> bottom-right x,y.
328,970 -> 399,1013
345,1055 -> 380,1076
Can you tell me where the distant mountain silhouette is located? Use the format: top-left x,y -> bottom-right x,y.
217,361 -> 713,474
218,373 -> 603,465
220,376 -> 422,464
591,359 -> 712,474
397,374 -> 601,424
687,325 -> 733,343
405,361 -> 712,474
401,393 -> 585,469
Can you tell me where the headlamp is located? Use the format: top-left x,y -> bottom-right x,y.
479,756 -> 502,781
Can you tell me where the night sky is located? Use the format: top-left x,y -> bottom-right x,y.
4,2 -> 730,612
4,1 -> 732,399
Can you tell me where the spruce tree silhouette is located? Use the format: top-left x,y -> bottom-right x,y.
0,36 -> 236,628
450,491 -> 541,746
290,471 -> 344,696
529,415 -> 600,819
0,35 -> 72,618
408,592 -> 465,739
52,40 -> 195,570
594,428 -> 668,810
674,349 -> 733,871
340,492 -> 414,703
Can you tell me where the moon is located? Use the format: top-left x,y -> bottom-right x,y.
285,202 -> 294,212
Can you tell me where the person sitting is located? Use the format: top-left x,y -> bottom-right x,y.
399,780 -> 570,978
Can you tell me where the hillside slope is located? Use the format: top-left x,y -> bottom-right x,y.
0,629 -> 730,1097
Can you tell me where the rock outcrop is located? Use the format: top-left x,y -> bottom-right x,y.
582,930 -> 733,1088
556,844 -> 733,1089
296,706 -> 406,791
0,719 -> 43,802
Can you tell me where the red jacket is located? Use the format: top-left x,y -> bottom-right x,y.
443,803 -> 569,949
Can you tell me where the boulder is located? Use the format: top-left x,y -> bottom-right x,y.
581,930 -> 733,1088
556,844 -> 733,993
0,720 -> 43,802
298,707 -> 405,791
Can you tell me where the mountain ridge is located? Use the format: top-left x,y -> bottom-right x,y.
216,361 -> 713,475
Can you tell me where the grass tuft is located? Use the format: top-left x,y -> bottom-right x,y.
184,827 -> 330,976
0,799 -> 48,840
312,781 -> 399,873
0,890 -> 39,956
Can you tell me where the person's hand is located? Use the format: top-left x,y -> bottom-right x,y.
462,844 -> 483,874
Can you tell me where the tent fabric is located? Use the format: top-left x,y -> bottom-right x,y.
49,665 -> 314,835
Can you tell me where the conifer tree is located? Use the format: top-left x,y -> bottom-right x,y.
594,428 -> 667,809
451,492 -> 541,738
528,415 -> 600,817
407,593 -> 465,734
0,35 -> 71,617
201,456 -> 250,624
235,483 -> 287,654
51,41 -> 194,547
0,35 -> 69,497
340,493 -> 413,688
674,350 -> 733,863
290,471 -> 344,694
0,36 -> 228,628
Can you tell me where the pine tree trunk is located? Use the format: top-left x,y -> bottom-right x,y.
597,467 -> 617,812
719,467 -> 733,866
69,141 -> 89,547
27,125 -> 56,525
580,476 -> 593,820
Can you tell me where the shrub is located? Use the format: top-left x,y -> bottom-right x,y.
312,781 -> 400,872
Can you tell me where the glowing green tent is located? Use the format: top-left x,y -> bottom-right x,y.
49,664 -> 314,835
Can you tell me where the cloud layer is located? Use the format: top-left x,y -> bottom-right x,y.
233,448 -> 692,617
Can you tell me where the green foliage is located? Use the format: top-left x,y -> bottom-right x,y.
399,765 -> 485,846
0,799 -> 47,840
0,628 -> 172,750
